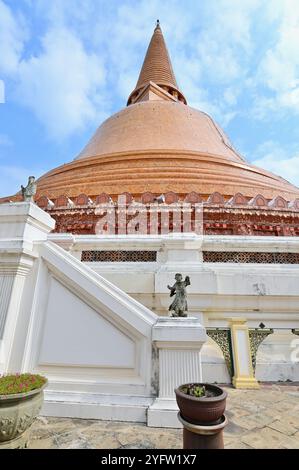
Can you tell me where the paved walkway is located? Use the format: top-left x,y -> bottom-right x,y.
28,384 -> 299,449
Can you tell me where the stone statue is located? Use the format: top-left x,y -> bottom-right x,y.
21,176 -> 37,202
167,273 -> 190,317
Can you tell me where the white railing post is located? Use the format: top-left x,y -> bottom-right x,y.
148,317 -> 206,427
0,202 -> 55,373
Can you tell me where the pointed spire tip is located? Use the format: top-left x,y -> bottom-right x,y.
127,19 -> 187,105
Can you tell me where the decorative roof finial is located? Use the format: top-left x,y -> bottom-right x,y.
126,18 -> 187,106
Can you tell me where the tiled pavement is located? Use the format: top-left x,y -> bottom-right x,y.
28,384 -> 299,449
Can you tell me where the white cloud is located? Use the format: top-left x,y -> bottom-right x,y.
0,0 -> 263,140
256,0 -> 299,115
0,0 -> 27,75
16,27 -> 107,140
252,140 -> 299,187
0,0 -> 298,149
223,87 -> 240,107
194,0 -> 260,84
0,1 -> 108,140
95,0 -> 260,129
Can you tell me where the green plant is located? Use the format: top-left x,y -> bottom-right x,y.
181,384 -> 206,397
0,373 -> 47,395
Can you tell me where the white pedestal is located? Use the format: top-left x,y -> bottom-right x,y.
148,317 -> 206,427
0,202 -> 55,373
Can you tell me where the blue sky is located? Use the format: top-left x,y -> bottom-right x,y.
0,0 -> 299,197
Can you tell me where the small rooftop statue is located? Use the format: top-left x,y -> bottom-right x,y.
168,273 -> 190,317
21,176 -> 37,202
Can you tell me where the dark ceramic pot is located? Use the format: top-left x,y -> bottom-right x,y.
175,383 -> 227,425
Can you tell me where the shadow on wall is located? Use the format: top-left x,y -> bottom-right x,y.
201,338 -> 231,384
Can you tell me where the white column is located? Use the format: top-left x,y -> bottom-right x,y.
148,316 -> 206,428
0,202 -> 55,373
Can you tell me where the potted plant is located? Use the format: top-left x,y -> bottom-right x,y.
175,383 -> 227,425
0,373 -> 47,449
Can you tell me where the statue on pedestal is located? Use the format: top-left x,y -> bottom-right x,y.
21,176 -> 37,202
168,273 -> 190,317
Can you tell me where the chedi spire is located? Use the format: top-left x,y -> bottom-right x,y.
127,21 -> 187,105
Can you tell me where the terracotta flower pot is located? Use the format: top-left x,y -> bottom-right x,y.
175,383 -> 227,425
0,381 -> 47,449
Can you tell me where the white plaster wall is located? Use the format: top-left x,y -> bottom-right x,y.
121,286 -> 299,384
201,339 -> 231,384
39,277 -> 136,368
50,233 -> 299,383
0,206 -> 209,425
91,268 -> 155,294
1,240 -> 161,423
256,331 -> 299,382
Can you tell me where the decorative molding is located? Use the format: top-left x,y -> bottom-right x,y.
81,250 -> 157,262
207,328 -> 233,377
248,328 -> 274,371
0,275 -> 14,339
32,190 -> 299,236
35,190 -> 299,211
184,192 -> 202,204
207,192 -> 225,205
49,233 -> 299,253
75,194 -> 93,206
269,196 -> 288,209
203,252 -> 299,264
226,193 -> 247,206
248,194 -> 268,207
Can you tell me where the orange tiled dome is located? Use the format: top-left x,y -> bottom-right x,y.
3,22 -> 299,204
34,99 -> 299,201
